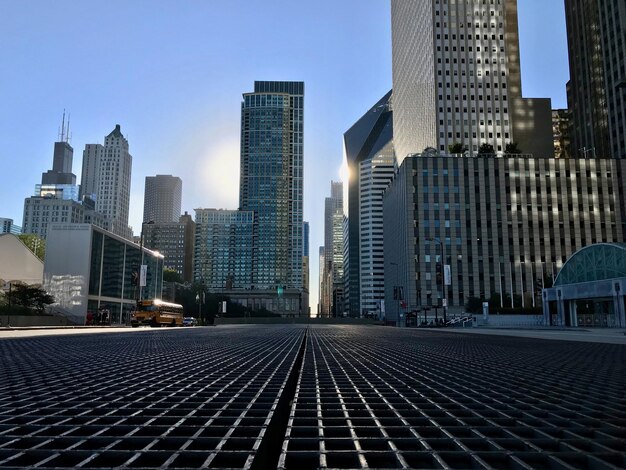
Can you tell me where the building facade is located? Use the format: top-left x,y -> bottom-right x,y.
358,151 -> 396,318
80,125 -> 133,239
565,0 -> 626,159
44,224 -> 164,325
239,81 -> 304,292
22,125 -> 109,239
143,175 -> 182,224
391,0 -> 553,162
194,209 -> 255,290
321,181 -> 344,316
343,91 -> 395,317
0,218 -> 21,235
383,154 -> 626,325
144,212 -> 195,283
552,109 -> 571,159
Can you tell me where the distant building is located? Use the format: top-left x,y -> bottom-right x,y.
80,125 -> 133,239
143,212 -> 195,283
194,209 -> 255,290
44,224 -> 164,325
321,181 -> 343,316
552,109 -> 571,159
143,175 -> 182,224
383,154 -> 626,326
302,221 -> 310,315
22,118 -> 109,239
565,0 -> 626,159
343,91 -> 395,318
391,0 -> 553,161
0,218 -> 21,235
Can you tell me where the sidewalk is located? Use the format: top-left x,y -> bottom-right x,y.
429,326 -> 626,345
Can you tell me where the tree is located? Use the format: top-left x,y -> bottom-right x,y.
17,234 -> 45,260
163,268 -> 183,283
448,142 -> 468,154
5,283 -> 55,314
504,142 -> 521,155
478,143 -> 495,155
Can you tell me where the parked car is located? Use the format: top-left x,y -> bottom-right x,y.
183,317 -> 198,327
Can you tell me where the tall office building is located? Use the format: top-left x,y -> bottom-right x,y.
22,118 -> 109,239
552,109 -> 571,159
391,0 -> 553,162
383,154 -> 626,324
343,91 -> 395,317
321,182 -> 344,316
239,81 -> 304,292
143,175 -> 182,224
80,125 -> 133,239
194,209 -> 255,290
565,0 -> 626,159
318,246 -> 325,316
144,212 -> 195,283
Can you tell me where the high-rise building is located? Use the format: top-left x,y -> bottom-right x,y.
318,246 -> 325,316
194,209 -> 255,290
321,182 -> 344,316
143,212 -> 195,283
302,221 -> 310,316
343,91 -> 395,317
239,81 -> 304,292
383,154 -> 626,325
391,0 -> 553,162
22,118 -> 109,239
565,0 -> 626,159
552,109 -> 571,159
80,125 -> 133,239
143,175 -> 182,224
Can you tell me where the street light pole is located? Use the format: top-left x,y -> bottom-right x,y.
390,262 -> 401,327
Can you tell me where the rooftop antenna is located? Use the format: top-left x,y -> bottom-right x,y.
66,113 -> 71,144
59,109 -> 66,142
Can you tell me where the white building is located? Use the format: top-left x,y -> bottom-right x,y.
358,151 -> 396,318
0,234 -> 43,286
80,125 -> 133,239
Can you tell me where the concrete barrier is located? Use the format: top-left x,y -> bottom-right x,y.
0,314 -> 75,328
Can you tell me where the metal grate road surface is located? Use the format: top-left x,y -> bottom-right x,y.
0,326 -> 305,469
1,325 -> 626,469
279,326 -> 626,469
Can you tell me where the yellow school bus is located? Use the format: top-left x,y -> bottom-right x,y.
131,299 -> 184,327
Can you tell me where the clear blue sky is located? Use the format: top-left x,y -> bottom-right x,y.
0,0 -> 569,310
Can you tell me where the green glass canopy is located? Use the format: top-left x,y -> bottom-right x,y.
555,243 -> 626,286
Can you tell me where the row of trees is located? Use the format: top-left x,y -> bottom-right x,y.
448,141 -> 521,155
0,283 -> 55,315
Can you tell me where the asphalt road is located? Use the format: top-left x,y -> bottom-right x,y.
1,325 -> 625,469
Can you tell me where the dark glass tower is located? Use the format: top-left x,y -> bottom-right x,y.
239,81 -> 304,290
343,91 -> 394,317
565,0 -> 626,159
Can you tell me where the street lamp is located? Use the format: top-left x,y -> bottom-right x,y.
426,237 -> 447,325
137,221 -> 154,302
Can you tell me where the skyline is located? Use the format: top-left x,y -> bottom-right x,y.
0,0 -> 569,310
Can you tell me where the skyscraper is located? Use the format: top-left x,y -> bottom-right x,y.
239,81 -> 304,291
80,125 -> 133,239
22,117 -> 109,239
391,0 -> 553,162
321,181 -> 344,316
565,0 -> 626,159
143,175 -> 182,224
343,91 -> 395,317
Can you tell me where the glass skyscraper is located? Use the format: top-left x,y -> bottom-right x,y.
239,81 -> 304,291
